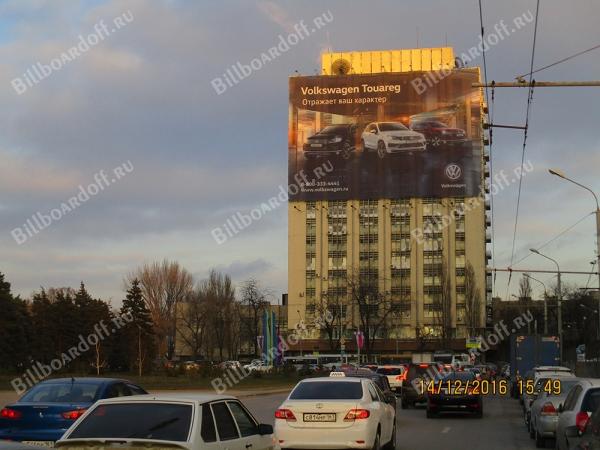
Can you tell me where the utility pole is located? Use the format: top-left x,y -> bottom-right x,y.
474,81 -> 600,88
525,274 -> 548,335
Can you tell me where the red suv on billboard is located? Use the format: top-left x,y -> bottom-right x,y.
410,120 -> 469,149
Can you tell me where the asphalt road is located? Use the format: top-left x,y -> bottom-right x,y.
243,392 -> 538,450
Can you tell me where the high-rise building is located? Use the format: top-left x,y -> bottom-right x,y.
287,47 -> 491,357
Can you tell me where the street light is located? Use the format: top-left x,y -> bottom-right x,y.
530,248 -> 563,361
525,273 -> 548,334
549,168 -> 600,339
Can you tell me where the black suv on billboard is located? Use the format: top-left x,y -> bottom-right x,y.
303,124 -> 357,159
410,120 -> 469,149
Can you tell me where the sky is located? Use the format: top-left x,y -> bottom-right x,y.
0,0 -> 598,306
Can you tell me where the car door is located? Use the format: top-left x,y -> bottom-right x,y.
199,403 -> 223,450
211,401 -> 244,450
558,385 -> 582,449
226,401 -> 272,450
367,382 -> 391,444
372,382 -> 395,442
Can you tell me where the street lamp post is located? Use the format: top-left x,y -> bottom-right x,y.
549,168 -> 600,339
530,249 -> 562,362
524,273 -> 548,334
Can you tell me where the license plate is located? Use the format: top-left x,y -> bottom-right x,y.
311,143 -> 323,147
303,413 -> 336,422
22,442 -> 55,447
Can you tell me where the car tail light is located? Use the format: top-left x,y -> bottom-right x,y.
419,364 -> 429,368
576,411 -> 590,433
274,409 -> 296,421
540,402 -> 557,416
0,408 -> 22,420
344,409 -> 370,421
62,409 -> 87,420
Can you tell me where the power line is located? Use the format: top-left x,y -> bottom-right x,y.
511,211 -> 595,268
509,0 -> 541,270
516,43 -> 600,80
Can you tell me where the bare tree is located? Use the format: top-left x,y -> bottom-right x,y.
203,270 -> 236,361
130,260 -> 193,358
519,274 -> 533,301
239,279 -> 269,356
464,262 -> 482,336
432,262 -> 453,348
176,288 -> 208,359
347,271 -> 396,359
314,296 -> 342,352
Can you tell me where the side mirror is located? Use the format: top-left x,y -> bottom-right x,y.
257,423 -> 273,435
558,403 -> 564,413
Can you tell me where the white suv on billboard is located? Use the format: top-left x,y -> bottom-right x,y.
361,122 -> 426,158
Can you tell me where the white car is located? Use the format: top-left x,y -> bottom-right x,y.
56,394 -> 275,450
361,122 -> 425,158
274,376 -> 396,450
243,359 -> 272,372
375,366 -> 406,394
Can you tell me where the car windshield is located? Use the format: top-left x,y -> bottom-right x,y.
378,122 -> 407,131
320,125 -> 349,133
290,381 -> 363,400
67,403 -> 193,442
20,382 -> 102,403
433,355 -> 453,364
435,372 -> 476,382
424,121 -> 448,128
376,368 -> 403,375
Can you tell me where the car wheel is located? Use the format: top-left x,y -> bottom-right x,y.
384,421 -> 396,450
535,430 -> 545,448
372,430 -> 381,450
377,141 -> 386,158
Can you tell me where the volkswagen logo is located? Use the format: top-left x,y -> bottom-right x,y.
445,163 -> 462,180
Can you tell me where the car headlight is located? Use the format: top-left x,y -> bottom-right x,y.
329,136 -> 343,143
441,130 -> 450,135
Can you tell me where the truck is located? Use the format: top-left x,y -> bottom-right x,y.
509,335 -> 560,397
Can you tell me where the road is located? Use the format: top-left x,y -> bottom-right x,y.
243,391 -> 537,450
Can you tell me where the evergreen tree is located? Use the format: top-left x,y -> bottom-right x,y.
120,279 -> 155,375
0,273 -> 30,371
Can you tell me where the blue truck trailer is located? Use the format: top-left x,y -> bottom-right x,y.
509,335 -> 560,397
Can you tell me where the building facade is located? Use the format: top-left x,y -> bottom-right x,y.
287,48 -> 491,357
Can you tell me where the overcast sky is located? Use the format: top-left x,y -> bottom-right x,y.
1,0 -> 598,306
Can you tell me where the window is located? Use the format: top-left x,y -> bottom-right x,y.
563,385 -> 582,411
582,388 -> 600,413
126,384 -> 147,396
67,403 -> 192,442
367,383 -> 379,401
227,402 -> 257,437
200,404 -> 217,443
105,383 -> 132,398
290,381 -> 363,400
211,402 -> 239,441
21,382 -> 102,403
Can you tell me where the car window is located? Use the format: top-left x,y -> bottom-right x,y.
20,382 -> 102,403
105,383 -> 132,398
367,383 -> 380,402
290,381 -> 363,400
67,403 -> 192,442
366,124 -> 374,133
564,385 -> 582,411
201,404 -> 217,443
376,368 -> 403,375
211,402 -> 239,441
372,383 -> 386,399
227,402 -> 257,437
126,384 -> 147,396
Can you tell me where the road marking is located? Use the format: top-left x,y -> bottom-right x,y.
442,427 -> 451,434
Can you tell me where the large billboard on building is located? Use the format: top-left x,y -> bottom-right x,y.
288,69 -> 482,200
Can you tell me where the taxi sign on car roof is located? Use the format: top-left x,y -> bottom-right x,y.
329,371 -> 346,377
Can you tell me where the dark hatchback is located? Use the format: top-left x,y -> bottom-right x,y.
401,363 -> 445,409
303,124 -> 358,159
0,378 -> 147,445
426,371 -> 483,418
410,120 -> 469,148
339,369 -> 397,409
